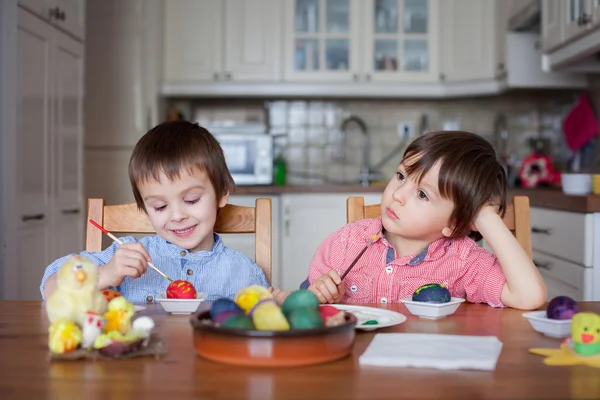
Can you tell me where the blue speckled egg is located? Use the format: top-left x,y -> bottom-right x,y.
546,296 -> 579,320
210,298 -> 243,318
412,283 -> 451,303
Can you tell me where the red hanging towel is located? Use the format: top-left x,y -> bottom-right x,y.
562,93 -> 599,151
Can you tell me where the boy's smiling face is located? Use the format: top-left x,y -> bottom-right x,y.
138,168 -> 228,253
381,156 -> 455,244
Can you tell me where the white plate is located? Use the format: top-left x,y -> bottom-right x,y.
400,297 -> 465,319
522,310 -> 572,338
156,292 -> 208,314
330,304 -> 407,331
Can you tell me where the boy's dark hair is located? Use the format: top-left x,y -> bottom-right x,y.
402,130 -> 507,241
129,121 -> 234,211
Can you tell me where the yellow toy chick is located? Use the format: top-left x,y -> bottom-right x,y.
48,319 -> 82,354
234,285 -> 273,314
46,255 -> 108,326
104,296 -> 135,335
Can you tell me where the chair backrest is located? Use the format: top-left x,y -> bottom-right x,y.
346,196 -> 532,259
86,198 -> 272,284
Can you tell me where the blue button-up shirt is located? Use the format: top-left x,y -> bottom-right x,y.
40,233 -> 269,303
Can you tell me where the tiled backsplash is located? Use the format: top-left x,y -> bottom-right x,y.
169,90 -> 582,185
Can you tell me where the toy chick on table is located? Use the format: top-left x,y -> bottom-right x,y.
530,312 -> 600,367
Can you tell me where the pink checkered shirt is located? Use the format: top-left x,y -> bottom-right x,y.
308,216 -> 506,307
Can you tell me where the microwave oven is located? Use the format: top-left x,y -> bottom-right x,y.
212,131 -> 273,185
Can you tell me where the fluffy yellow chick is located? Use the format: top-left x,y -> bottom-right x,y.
48,319 -> 82,354
234,285 -> 273,314
572,312 -> 600,356
104,296 -> 135,335
46,255 -> 107,325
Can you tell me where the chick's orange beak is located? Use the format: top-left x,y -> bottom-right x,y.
75,270 -> 87,284
581,333 -> 595,344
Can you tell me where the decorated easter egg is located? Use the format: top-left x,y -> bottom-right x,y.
221,315 -> 255,330
210,298 -> 243,318
412,283 -> 451,303
547,296 -> 579,320
212,309 -> 244,324
281,290 -> 320,317
101,289 -> 122,303
288,307 -> 324,330
166,280 -> 197,299
234,285 -> 273,314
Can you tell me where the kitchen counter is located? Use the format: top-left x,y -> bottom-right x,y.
233,185 -> 600,213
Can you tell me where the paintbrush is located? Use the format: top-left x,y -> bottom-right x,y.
340,233 -> 378,281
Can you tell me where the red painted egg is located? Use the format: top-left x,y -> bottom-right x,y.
166,280 -> 197,299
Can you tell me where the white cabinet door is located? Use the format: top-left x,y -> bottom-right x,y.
163,0 -> 223,81
440,0 -> 500,82
54,212 -> 84,262
363,0 -> 439,82
18,0 -> 51,18
16,8 -> 52,228
283,0 -> 361,82
53,29 -> 83,208
17,225 -> 52,300
224,0 -> 282,81
55,0 -> 85,39
542,0 -> 564,51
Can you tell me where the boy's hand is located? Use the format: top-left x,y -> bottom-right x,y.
308,270 -> 345,304
268,287 -> 290,305
97,243 -> 151,289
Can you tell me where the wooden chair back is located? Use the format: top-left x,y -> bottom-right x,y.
86,198 -> 272,283
346,196 -> 532,259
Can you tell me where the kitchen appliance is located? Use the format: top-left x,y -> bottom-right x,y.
206,123 -> 273,185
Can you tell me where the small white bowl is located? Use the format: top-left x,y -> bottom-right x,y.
561,173 -> 591,195
400,297 -> 465,319
156,292 -> 208,314
522,310 -> 572,338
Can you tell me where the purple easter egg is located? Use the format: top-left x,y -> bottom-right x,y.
546,296 -> 579,320
211,309 -> 244,324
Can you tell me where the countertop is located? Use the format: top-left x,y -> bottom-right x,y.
232,185 -> 600,213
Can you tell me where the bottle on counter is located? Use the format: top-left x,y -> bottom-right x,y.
273,152 -> 287,186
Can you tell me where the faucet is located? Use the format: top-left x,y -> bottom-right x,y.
340,115 -> 380,186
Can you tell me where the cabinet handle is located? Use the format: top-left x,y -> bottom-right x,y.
21,213 -> 45,222
364,74 -> 371,81
213,72 -> 219,80
531,227 -> 552,235
59,10 -> 66,21
533,260 -> 552,270
352,74 -> 359,82
439,73 -> 446,81
224,72 -> 232,80
61,208 -> 80,215
284,205 -> 290,237
48,6 -> 60,19
578,13 -> 592,26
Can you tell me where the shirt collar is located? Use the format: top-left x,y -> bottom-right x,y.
158,232 -> 224,259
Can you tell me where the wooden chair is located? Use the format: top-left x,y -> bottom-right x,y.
346,196 -> 532,259
86,198 -> 272,284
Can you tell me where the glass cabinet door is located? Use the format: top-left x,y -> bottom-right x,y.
285,0 -> 360,81
565,0 -> 592,39
364,0 -> 437,82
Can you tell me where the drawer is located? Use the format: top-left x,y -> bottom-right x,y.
532,250 -> 585,301
530,207 -> 593,266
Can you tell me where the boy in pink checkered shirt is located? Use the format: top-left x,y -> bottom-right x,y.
303,130 -> 546,310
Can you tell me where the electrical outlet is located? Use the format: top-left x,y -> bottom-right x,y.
397,121 -> 414,139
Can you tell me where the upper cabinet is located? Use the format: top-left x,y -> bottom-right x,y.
163,0 -> 282,83
18,0 -> 85,40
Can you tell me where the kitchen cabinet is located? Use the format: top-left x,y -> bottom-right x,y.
280,193 -> 381,290
12,6 -> 84,300
163,0 -> 282,83
18,0 -> 85,39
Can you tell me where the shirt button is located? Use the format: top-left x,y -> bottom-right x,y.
186,269 -> 193,276
385,266 -> 393,274
180,250 -> 186,256
146,295 -> 154,304
380,297 -> 388,304
350,284 -> 358,292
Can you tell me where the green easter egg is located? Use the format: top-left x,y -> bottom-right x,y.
281,290 -> 320,317
288,307 -> 324,330
221,314 -> 255,330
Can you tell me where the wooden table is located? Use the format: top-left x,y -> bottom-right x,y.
1,301 -> 598,399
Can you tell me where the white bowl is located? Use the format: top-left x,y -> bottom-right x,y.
522,310 -> 572,338
156,292 -> 208,314
561,173 -> 591,195
400,297 -> 465,319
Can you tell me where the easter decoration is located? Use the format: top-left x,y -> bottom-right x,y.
530,312 -> 600,368
46,255 -> 164,361
412,283 -> 452,303
166,279 -> 198,299
546,295 -> 580,320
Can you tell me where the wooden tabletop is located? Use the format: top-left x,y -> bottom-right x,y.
1,301 -> 599,400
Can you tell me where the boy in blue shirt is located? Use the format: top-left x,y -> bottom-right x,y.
41,121 -> 269,303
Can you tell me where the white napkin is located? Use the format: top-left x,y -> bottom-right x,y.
358,333 -> 503,371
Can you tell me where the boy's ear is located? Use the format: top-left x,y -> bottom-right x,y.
218,191 -> 230,208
